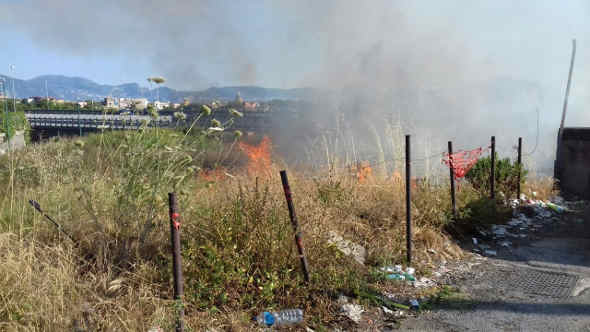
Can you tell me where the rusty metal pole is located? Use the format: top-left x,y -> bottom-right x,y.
517,137 -> 522,199
280,170 -> 311,283
490,136 -> 496,199
405,135 -> 412,264
448,141 -> 457,219
168,193 -> 185,332
28,199 -> 76,244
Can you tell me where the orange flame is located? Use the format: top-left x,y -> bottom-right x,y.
356,161 -> 373,183
199,168 -> 226,182
239,136 -> 272,176
390,171 -> 419,189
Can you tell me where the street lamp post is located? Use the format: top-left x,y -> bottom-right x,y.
9,65 -> 16,113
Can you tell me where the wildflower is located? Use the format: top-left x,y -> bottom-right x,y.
229,108 -> 243,118
200,105 -> 212,116
173,112 -> 187,121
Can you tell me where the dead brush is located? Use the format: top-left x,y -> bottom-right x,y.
0,128 -> 545,329
522,176 -> 556,201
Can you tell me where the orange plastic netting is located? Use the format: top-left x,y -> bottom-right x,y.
442,147 -> 488,179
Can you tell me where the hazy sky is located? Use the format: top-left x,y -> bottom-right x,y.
0,1 -> 587,90
1,0 -> 590,171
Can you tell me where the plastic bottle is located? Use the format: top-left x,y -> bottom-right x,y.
546,202 -> 565,213
255,309 -> 304,327
409,299 -> 420,310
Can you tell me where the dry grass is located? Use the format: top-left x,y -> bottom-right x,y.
522,176 -> 556,201
0,130 -> 549,330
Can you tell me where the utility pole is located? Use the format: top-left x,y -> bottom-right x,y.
560,39 -> 576,131
555,39 -> 577,180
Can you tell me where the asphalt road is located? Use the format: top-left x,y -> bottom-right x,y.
399,204 -> 590,332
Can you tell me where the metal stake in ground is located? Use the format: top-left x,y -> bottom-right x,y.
405,135 -> 412,264
448,141 -> 457,219
279,170 -> 311,283
28,199 -> 76,244
517,137 -> 522,199
168,193 -> 185,332
490,136 -> 496,199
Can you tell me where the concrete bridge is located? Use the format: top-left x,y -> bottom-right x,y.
26,112 -> 174,130
24,110 -> 276,141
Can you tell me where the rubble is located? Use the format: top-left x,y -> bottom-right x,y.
413,277 -> 436,288
382,306 -> 405,318
471,195 -> 588,260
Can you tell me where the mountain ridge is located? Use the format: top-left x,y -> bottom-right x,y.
0,74 -> 313,102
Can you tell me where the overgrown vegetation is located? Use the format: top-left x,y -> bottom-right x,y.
0,124 -> 553,330
465,153 -> 527,200
0,110 -> 29,140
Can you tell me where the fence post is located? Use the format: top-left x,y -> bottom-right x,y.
168,193 -> 185,332
405,135 -> 412,264
448,141 -> 457,219
517,137 -> 522,199
490,136 -> 495,199
279,170 -> 311,283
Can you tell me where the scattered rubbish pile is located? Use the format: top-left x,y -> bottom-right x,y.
379,265 -> 436,289
338,295 -> 364,323
474,194 -> 585,256
327,231 -> 366,265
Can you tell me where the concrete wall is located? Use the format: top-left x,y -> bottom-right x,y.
555,127 -> 590,198
0,130 -> 26,155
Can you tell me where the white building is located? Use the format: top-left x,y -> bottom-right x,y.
119,98 -> 148,110
118,98 -> 133,109
153,101 -> 170,110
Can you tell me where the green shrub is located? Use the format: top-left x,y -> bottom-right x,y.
0,111 -> 29,140
465,153 -> 527,200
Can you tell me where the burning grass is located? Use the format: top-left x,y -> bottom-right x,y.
0,129 -> 551,330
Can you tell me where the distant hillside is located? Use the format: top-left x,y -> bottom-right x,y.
0,75 -> 313,102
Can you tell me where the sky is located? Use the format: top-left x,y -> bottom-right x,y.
1,0 -> 590,171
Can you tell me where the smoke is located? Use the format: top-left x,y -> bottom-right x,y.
3,0 -> 590,173
266,0 -> 587,174
1,0 -> 259,89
